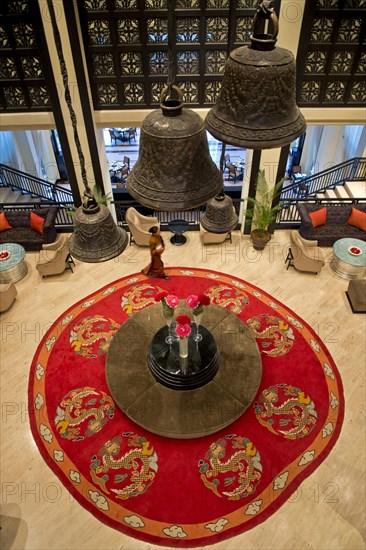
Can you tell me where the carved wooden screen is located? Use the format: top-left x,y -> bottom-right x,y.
0,0 -> 53,112
297,0 -> 366,107
76,0 -> 281,110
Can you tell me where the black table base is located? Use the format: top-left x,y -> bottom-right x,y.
170,234 -> 187,246
168,219 -> 189,246
147,325 -> 219,390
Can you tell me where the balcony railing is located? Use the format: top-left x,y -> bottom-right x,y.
0,163 -> 73,203
275,197 -> 365,227
2,158 -> 364,233
280,157 -> 366,200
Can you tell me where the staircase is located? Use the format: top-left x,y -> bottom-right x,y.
316,180 -> 366,202
277,157 -> 366,228
280,157 -> 366,201
0,185 -> 39,204
0,163 -> 73,204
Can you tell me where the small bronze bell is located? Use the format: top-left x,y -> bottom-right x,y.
68,193 -> 128,263
127,85 -> 223,211
201,192 -> 239,234
205,1 -> 306,149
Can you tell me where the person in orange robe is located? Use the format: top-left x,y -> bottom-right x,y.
142,226 -> 170,280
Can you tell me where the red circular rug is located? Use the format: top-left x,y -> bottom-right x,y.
28,268 -> 344,547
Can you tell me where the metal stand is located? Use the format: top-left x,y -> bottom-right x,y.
285,248 -> 294,270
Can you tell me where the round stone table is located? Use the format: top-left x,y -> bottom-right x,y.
0,243 -> 28,283
106,303 -> 262,439
331,238 -> 366,279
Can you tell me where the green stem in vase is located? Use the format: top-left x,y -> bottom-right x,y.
193,304 -> 203,316
162,302 -> 174,319
193,308 -> 203,342
162,301 -> 175,344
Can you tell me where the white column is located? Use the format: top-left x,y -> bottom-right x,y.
0,131 -> 23,170
259,148 -> 283,189
11,132 -> 38,177
301,126 -> 324,175
313,126 -> 346,173
277,1 -> 305,54
239,149 -> 253,227
95,128 -> 117,222
34,130 -> 60,182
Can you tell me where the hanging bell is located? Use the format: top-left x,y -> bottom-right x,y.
205,1 -> 306,150
201,191 -> 238,233
127,85 -> 223,211
68,194 -> 128,263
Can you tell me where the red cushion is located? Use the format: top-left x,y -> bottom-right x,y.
30,212 -> 45,235
0,212 -> 13,232
347,208 -> 366,232
309,207 -> 327,228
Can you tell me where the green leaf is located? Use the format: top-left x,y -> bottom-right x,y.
243,169 -> 284,236
92,184 -> 112,206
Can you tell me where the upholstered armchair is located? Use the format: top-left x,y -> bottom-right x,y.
36,234 -> 74,277
288,230 -> 325,274
199,223 -> 231,245
0,283 -> 17,312
125,207 -> 160,246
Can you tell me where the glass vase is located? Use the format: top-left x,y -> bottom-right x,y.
179,337 -> 189,375
193,311 -> 203,342
162,306 -> 174,344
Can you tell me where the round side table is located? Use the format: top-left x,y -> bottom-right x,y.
168,219 -> 189,245
331,238 -> 366,279
0,243 -> 28,283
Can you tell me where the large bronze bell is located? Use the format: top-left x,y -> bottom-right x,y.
68,195 -> 128,263
127,85 -> 223,211
205,1 -> 306,150
201,192 -> 238,233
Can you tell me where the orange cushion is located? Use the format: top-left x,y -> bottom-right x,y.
0,212 -> 12,232
30,212 -> 45,235
309,207 -> 327,228
347,208 -> 366,232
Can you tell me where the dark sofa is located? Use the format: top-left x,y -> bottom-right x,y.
297,203 -> 366,246
0,207 -> 59,251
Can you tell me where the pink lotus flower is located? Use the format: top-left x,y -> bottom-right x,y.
175,323 -> 191,338
165,295 -> 179,308
186,295 -> 199,309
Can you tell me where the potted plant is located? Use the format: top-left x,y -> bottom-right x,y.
243,169 -> 283,250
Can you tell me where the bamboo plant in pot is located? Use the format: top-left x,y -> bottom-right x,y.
244,169 -> 284,250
